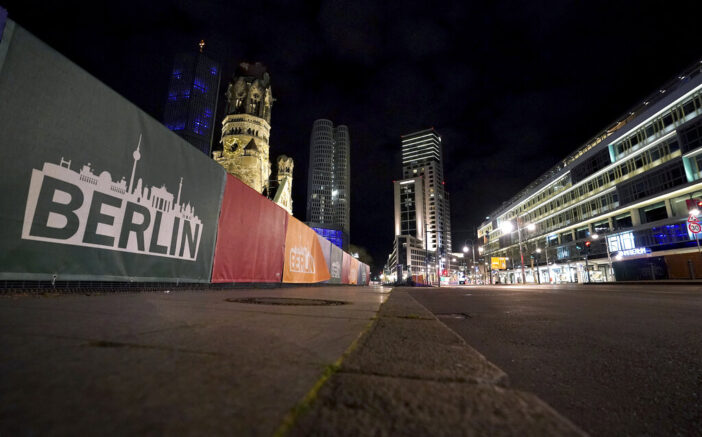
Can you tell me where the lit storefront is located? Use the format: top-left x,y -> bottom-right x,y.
478,60 -> 702,282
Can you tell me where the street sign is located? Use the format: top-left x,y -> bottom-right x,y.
688,222 -> 701,234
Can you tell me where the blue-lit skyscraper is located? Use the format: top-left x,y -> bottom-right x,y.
163,40 -> 220,156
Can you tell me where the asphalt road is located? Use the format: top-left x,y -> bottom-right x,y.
409,284 -> 702,437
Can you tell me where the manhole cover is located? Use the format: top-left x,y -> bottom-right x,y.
225,297 -> 348,306
436,313 -> 472,319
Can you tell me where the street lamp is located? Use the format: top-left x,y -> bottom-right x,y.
463,240 -> 478,284
501,219 -> 533,284
478,246 -> 486,284
591,232 -> 615,282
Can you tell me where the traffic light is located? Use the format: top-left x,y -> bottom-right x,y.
584,240 -> 592,254
685,198 -> 702,213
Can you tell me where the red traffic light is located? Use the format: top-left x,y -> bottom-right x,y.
584,241 -> 592,247
686,198 -> 702,211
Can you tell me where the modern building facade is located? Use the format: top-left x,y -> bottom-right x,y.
478,60 -> 702,283
401,128 -> 452,256
384,128 -> 452,283
163,41 -> 220,156
306,119 -> 350,249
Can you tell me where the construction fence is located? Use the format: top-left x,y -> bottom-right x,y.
0,20 -> 369,286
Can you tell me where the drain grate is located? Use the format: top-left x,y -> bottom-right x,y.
225,297 -> 348,306
436,312 -> 472,319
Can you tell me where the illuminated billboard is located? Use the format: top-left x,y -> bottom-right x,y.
491,257 -> 507,270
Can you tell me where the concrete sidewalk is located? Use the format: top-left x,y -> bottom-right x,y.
0,286 -> 388,436
1,286 -> 584,436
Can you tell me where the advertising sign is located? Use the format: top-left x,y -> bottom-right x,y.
282,216 -> 330,283
491,257 -> 507,270
328,242 -> 343,284
211,174 -> 287,283
618,247 -> 651,257
0,26 -> 225,282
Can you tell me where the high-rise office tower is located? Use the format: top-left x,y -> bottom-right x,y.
306,119 -> 350,249
400,128 -> 452,256
163,40 -> 221,156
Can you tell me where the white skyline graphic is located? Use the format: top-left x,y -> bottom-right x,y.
22,135 -> 204,261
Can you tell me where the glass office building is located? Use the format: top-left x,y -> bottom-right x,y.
478,60 -> 702,283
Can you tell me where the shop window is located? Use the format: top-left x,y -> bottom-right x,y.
639,202 -> 668,223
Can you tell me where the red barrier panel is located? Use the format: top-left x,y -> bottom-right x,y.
283,216 -> 330,283
211,174 -> 287,283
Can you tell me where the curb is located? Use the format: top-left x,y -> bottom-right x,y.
285,288 -> 587,436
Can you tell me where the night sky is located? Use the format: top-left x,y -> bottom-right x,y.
4,0 -> 701,272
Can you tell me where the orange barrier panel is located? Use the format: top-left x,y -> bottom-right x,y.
283,216 -> 330,283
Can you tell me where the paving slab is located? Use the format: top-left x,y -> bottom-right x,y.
287,288 -> 585,437
0,286 -> 389,436
289,373 -> 584,437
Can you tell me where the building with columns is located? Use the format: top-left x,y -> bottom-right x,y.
478,60 -> 702,283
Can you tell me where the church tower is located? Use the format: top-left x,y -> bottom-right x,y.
272,155 -> 294,214
214,62 -> 274,194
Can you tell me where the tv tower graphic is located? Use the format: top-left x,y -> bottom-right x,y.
21,134 -> 203,260
129,134 -> 141,194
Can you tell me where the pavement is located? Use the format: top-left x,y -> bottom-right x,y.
287,288 -> 584,436
0,286 -> 386,436
1,285 -> 584,436
410,284 -> 702,436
